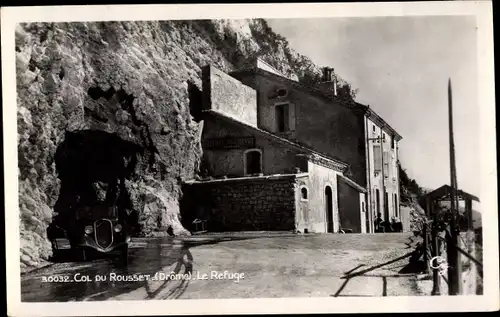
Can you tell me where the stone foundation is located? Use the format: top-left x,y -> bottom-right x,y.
181,175 -> 298,232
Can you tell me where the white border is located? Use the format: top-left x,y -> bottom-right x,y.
2,2 -> 498,316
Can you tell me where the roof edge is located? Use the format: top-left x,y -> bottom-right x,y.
185,172 -> 309,185
338,174 -> 367,193
364,107 -> 403,141
424,184 -> 480,202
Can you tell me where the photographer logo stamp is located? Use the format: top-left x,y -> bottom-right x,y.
429,256 -> 449,276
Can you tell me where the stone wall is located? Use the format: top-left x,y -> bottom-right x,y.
202,65 -> 257,127
180,175 -> 298,232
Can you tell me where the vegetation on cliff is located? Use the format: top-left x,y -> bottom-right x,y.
398,162 -> 426,204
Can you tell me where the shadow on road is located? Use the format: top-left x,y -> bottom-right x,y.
404,236 -> 416,249
21,235 -> 260,302
331,235 -> 419,297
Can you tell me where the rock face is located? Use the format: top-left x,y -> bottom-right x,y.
15,19 -> 354,272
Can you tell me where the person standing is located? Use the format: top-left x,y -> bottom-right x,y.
375,213 -> 384,233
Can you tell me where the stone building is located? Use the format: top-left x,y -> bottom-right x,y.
229,58 -> 403,233
181,59 -> 402,234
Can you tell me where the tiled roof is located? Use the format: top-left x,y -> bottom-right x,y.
424,184 -> 480,202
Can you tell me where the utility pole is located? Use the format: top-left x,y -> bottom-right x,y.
447,78 -> 462,295
431,201 -> 441,295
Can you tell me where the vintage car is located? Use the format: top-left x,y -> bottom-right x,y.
49,204 -> 131,265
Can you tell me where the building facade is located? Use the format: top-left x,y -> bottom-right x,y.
365,114 -> 402,232
229,58 -> 403,233
180,64 -> 368,234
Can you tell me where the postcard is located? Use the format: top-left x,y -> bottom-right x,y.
2,2 -> 498,316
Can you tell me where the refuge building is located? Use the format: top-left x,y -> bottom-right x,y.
181,58 -> 402,234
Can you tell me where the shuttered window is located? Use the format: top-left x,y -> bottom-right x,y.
393,157 -> 398,180
383,151 -> 389,177
373,145 -> 382,173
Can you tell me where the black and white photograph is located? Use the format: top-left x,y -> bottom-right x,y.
3,2 -> 498,316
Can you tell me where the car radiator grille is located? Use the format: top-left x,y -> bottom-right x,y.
94,219 -> 113,249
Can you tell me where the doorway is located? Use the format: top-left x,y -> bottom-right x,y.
244,149 -> 262,175
384,191 -> 389,221
325,186 -> 334,233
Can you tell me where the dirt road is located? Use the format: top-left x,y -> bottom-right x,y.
21,232 -> 423,301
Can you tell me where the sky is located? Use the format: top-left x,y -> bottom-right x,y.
267,16 -> 480,197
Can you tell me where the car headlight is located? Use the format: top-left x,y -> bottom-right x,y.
84,225 -> 93,234
114,224 -> 123,232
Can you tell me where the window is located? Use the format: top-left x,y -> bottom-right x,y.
391,137 -> 396,149
277,88 -> 288,98
375,189 -> 381,217
372,125 -> 376,132
301,187 -> 308,200
244,149 -> 262,175
275,103 -> 290,132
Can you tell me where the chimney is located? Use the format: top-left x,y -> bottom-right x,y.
321,67 -> 333,82
320,67 -> 337,96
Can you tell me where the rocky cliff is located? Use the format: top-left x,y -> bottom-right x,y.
15,19 -> 354,271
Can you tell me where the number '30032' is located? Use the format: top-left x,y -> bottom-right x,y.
41,275 -> 71,283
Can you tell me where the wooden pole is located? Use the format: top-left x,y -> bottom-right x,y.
425,196 -> 431,218
466,199 -> 473,230
447,78 -> 462,295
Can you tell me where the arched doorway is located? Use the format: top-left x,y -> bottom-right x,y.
244,149 -> 262,175
325,186 -> 334,233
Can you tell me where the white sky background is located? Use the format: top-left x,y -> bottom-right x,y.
267,16 -> 479,197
